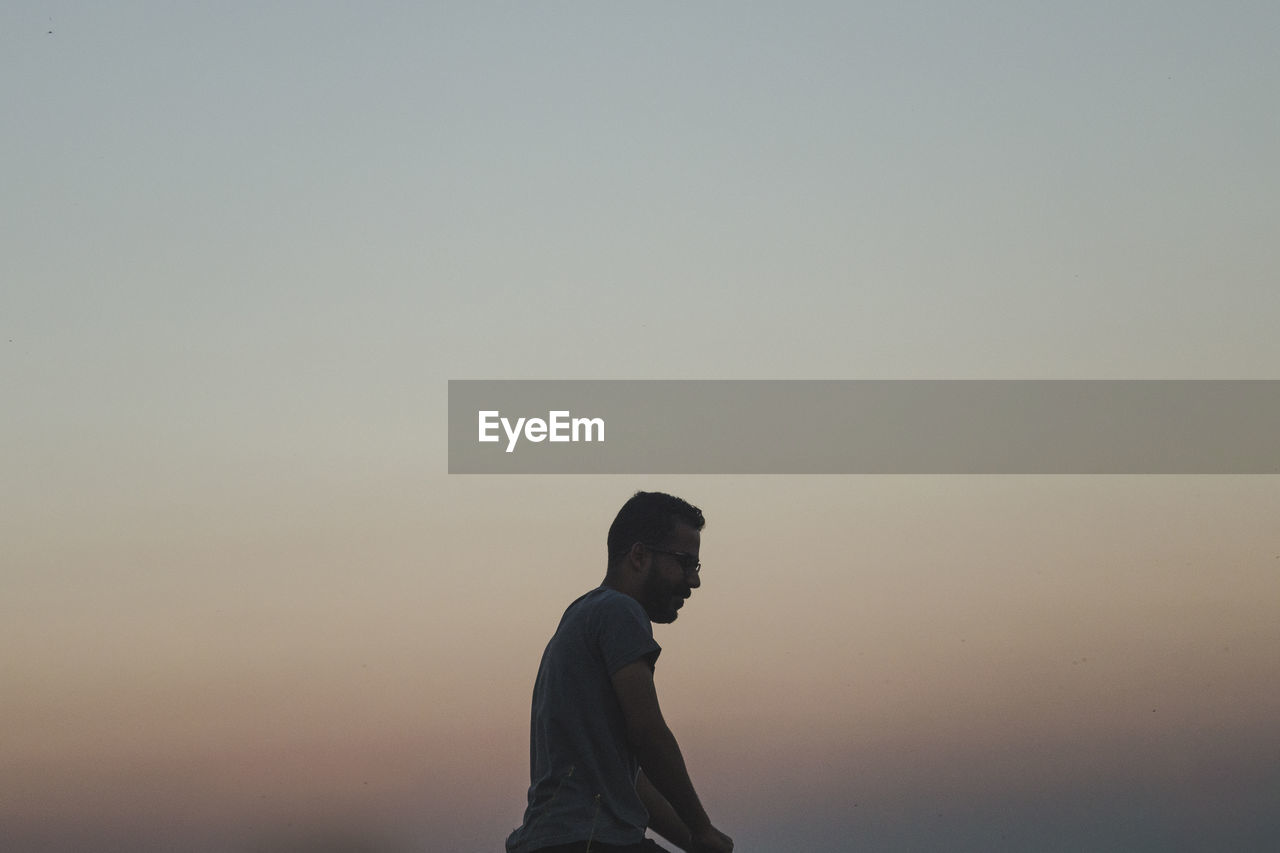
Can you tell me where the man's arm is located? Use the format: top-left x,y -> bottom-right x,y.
637,768 -> 691,851
611,660 -> 733,853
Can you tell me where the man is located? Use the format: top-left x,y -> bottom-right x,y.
506,492 -> 734,853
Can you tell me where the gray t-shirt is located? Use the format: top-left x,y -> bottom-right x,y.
506,586 -> 662,853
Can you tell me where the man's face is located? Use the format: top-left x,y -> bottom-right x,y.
640,522 -> 702,624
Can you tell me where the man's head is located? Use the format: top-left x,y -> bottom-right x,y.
605,491 -> 704,623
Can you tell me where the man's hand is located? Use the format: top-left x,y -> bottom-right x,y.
689,824 -> 733,853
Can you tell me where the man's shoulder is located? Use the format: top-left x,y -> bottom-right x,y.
558,587 -> 652,642
568,585 -> 641,615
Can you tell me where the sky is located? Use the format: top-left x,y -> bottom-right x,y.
3,2 -> 1279,851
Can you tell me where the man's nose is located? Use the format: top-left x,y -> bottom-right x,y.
687,570 -> 701,589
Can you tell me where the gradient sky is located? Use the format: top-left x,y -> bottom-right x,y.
4,3 -> 1279,851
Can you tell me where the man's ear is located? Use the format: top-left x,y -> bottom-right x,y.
626,541 -> 648,573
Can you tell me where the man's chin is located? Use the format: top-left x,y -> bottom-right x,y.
647,607 -> 679,624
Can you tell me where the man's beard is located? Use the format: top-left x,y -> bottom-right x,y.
641,567 -> 687,624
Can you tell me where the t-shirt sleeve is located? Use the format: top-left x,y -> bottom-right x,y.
595,593 -> 662,676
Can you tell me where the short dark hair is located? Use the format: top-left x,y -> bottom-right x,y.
607,491 -> 705,568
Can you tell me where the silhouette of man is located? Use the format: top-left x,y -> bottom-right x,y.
506,491 -> 734,853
